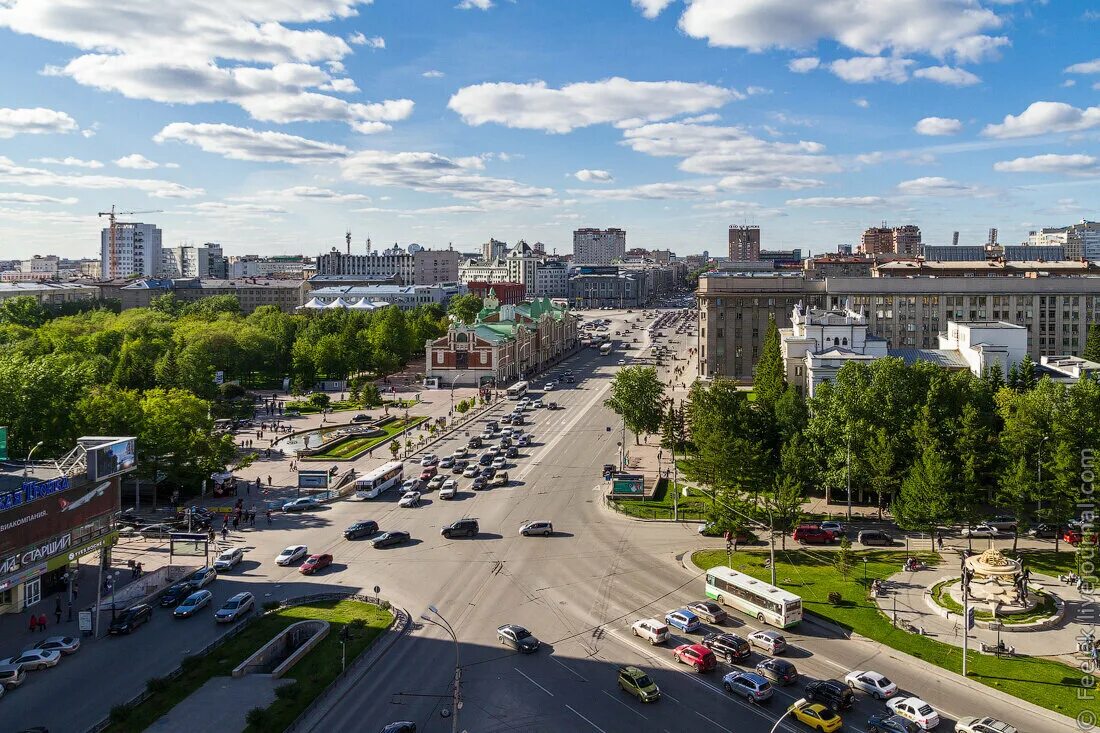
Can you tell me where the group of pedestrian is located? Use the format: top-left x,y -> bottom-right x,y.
27,612 -> 48,633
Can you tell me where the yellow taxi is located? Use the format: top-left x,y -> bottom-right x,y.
788,701 -> 843,732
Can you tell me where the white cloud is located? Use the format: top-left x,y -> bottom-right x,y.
914,116 -> 963,136
115,153 -> 160,169
33,156 -> 103,168
675,0 -> 1007,62
448,77 -> 736,133
574,169 -> 614,183
853,98 -> 870,108
422,69 -> 445,78
248,186 -> 372,202
633,0 -> 675,19
183,201 -> 288,215
154,122 -> 350,163
913,65 -> 981,86
568,181 -> 718,200
830,57 -> 914,84
788,57 -> 820,73
1061,79 -> 1077,88
456,0 -> 493,9
982,101 -> 1100,138
1065,59 -> 1100,74
719,174 -> 825,190
896,176 -> 977,196
363,35 -> 386,49
993,153 -> 1099,174
0,155 -> 203,198
0,107 -> 78,138
746,86 -> 771,96
786,195 -> 887,207
0,192 -> 78,204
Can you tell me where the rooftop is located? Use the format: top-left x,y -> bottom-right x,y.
887,348 -> 971,369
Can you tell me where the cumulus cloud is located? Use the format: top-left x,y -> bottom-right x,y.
982,101 -> 1100,138
244,186 -> 372,202
573,169 -> 614,183
422,69 -> 445,78
993,153 -> 1099,174
0,192 -> 78,204
115,153 -> 161,169
896,176 -> 977,196
830,57 -> 914,84
719,173 -> 825,190
154,122 -> 350,163
913,66 -> 981,86
568,181 -> 719,200
448,77 -> 736,133
0,2 -> 412,132
914,116 -> 963,136
0,107 -> 78,138
632,0 -> 675,19
788,57 -> 820,73
1065,59 -> 1100,74
853,98 -> 870,108
33,156 -> 103,168
183,201 -> 288,215
674,0 -> 1008,62
456,0 -> 493,9
0,155 -> 203,198
785,196 -> 887,207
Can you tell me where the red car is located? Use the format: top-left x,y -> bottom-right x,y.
673,643 -> 717,672
1064,530 -> 1098,546
793,525 -> 833,544
299,553 -> 333,574
419,467 -> 437,482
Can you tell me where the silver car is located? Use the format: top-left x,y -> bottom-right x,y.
28,636 -> 80,656
214,592 -> 255,623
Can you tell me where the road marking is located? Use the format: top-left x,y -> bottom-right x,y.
695,711 -> 733,733
514,667 -> 554,697
565,704 -> 607,733
550,654 -> 588,681
602,690 -> 648,720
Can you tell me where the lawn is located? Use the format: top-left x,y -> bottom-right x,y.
104,599 -> 392,733
611,480 -> 710,520
305,416 -> 428,460
1010,549 -> 1078,578
930,578 -> 1057,624
692,549 -> 1093,719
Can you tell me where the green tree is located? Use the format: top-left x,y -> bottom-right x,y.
149,293 -> 184,318
864,428 -> 900,518
659,402 -> 685,452
763,472 -> 804,551
75,385 -> 144,437
0,296 -> 49,328
774,384 -> 808,442
983,362 -> 1005,392
893,446 -> 954,552
1084,323 -> 1100,363
753,316 -> 785,408
388,440 -> 400,459
605,366 -> 665,445
181,295 -> 241,319
997,457 -> 1033,553
834,535 -> 853,579
448,293 -> 483,325
1017,355 -> 1038,391
138,388 -> 235,494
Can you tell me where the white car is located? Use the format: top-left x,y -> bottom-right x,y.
954,717 -> 1018,733
887,696 -> 941,730
0,649 -> 60,670
439,480 -> 458,500
532,399 -> 544,409
519,520 -> 554,537
961,524 -> 999,538
631,618 -> 671,645
439,456 -> 455,468
401,478 -> 422,492
844,670 -> 898,699
451,447 -> 468,459
544,382 -> 555,391
27,636 -> 80,656
462,464 -> 480,478
748,629 -> 787,654
275,545 -> 308,565
213,547 -> 244,570
420,454 -> 438,466
491,457 -> 506,470
399,490 -> 421,508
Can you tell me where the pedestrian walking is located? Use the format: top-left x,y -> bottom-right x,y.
268,475 -> 272,486
37,613 -> 47,632
54,598 -> 62,625
232,516 -> 239,531
246,483 -> 251,496
28,613 -> 37,633
221,525 -> 229,541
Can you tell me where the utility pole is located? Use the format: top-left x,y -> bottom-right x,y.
93,546 -> 105,638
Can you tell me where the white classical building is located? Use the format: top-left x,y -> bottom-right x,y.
780,305 -> 888,397
936,321 -> 1027,377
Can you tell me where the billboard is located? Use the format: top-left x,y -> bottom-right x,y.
611,473 -> 645,495
298,470 -> 331,489
0,477 -> 120,556
86,438 -> 137,481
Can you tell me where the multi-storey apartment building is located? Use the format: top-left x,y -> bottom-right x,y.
728,225 -> 761,261
100,222 -> 163,279
859,225 -> 921,256
696,272 -> 1100,380
316,245 -> 460,285
573,228 -> 626,265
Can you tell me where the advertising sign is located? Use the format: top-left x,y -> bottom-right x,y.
0,532 -> 71,578
298,470 -> 330,489
78,610 -> 92,632
611,473 -> 644,495
170,532 -> 208,558
0,426 -> 7,461
0,477 -> 119,555
85,438 -> 137,481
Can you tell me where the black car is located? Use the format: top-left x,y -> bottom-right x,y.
702,632 -> 751,662
501,414 -> 513,424
159,581 -> 196,607
497,624 -> 540,653
109,604 -> 153,634
1027,523 -> 1060,539
441,518 -> 480,538
755,658 -> 798,685
471,477 -> 488,491
345,520 -> 379,540
379,723 -> 416,733
372,531 -> 410,548
480,467 -> 496,479
352,413 -> 371,423
506,446 -> 519,458
867,714 -> 920,733
467,436 -> 483,448
805,679 -> 855,710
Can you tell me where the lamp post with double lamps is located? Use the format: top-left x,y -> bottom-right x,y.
420,605 -> 461,733
770,698 -> 808,733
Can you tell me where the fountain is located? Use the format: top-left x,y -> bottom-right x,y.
955,549 -> 1036,614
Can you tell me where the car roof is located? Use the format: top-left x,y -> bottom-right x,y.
619,665 -> 645,677
229,592 -> 252,601
733,671 -> 769,684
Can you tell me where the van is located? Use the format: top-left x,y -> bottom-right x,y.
857,529 -> 894,546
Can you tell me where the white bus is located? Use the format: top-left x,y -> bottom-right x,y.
354,461 -> 404,499
705,566 -> 803,628
506,381 -> 529,399
599,342 -> 613,356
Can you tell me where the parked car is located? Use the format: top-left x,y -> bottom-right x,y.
173,590 -> 213,618
805,679 -> 855,710
858,529 -> 894,546
351,413 -> 371,423
793,525 -> 834,544
756,658 -> 798,685
953,717 -> 1018,733
471,476 -> 488,491
723,671 -> 773,703
108,604 -> 152,634
463,464 -> 480,478
868,715 -> 921,733
986,516 -> 1018,532
887,697 -> 941,730
788,702 -> 843,733
631,618 -> 671,645
418,468 -> 437,483
439,479 -> 458,499
701,632 -> 751,662
379,723 -> 416,733
664,608 -> 701,633
961,524 -> 999,538
0,649 -> 60,670
748,629 -> 787,654
1026,524 -> 1059,539
467,436 -> 483,449
497,624 -> 540,653
819,521 -> 845,539
673,643 -> 717,672
399,491 -> 421,508
213,592 -> 255,623
452,459 -> 469,474
844,670 -> 898,699
282,497 -> 320,512
687,600 -> 728,624
519,520 -> 553,537
300,553 -> 333,574
441,518 -> 479,538
372,531 -> 410,548
213,548 -> 244,570
617,665 -> 660,703
344,520 -> 379,540
0,664 -> 26,690
159,581 -> 197,607
275,545 -> 308,566
439,456 -> 455,469
401,477 -> 422,493
1064,529 -> 1098,546
28,636 -> 80,656
506,446 -> 519,458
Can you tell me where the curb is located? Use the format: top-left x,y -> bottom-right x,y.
681,548 -> 1080,729
922,576 -> 1067,632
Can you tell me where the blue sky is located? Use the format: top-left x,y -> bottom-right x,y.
0,0 -> 1098,260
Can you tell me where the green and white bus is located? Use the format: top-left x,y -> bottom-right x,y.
705,566 -> 803,628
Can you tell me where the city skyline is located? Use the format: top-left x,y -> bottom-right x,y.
0,1 -> 1099,259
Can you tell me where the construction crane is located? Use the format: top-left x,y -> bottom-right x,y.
98,205 -> 163,278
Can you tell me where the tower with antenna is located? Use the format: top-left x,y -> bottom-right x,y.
366,235 -> 372,254
345,229 -> 352,255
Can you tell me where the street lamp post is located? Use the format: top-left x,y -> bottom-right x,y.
22,440 -> 44,480
769,698 -> 807,733
421,606 -> 461,733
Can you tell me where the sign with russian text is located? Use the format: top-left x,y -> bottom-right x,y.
0,477 -> 119,555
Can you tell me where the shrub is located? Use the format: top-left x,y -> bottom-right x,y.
349,618 -> 366,630
274,682 -> 300,700
109,704 -> 132,723
262,600 -> 282,612
828,591 -> 842,605
245,707 -> 269,727
180,654 -> 204,672
309,393 -> 331,408
146,676 -> 170,694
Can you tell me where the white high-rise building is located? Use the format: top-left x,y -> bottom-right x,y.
573,228 -> 625,265
101,222 -> 163,279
